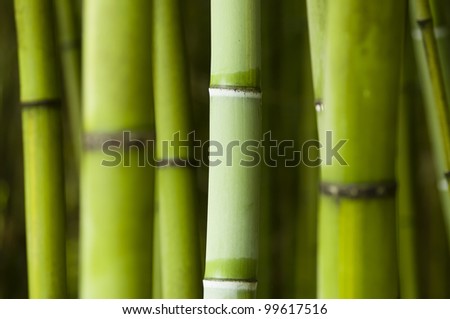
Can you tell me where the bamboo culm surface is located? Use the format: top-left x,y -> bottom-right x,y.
14,0 -> 67,298
204,0 -> 262,299
153,0 -> 202,298
80,0 -> 154,298
320,0 -> 406,298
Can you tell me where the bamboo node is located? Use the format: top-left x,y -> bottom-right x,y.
320,181 -> 396,199
21,98 -> 60,109
156,157 -> 196,169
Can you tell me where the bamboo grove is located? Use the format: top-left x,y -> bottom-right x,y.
0,0 -> 449,299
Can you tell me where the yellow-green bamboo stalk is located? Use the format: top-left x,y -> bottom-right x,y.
321,0 -> 406,298
204,0 -> 262,299
80,0 -> 154,298
153,0 -> 202,298
54,0 -> 82,165
14,0 -> 67,298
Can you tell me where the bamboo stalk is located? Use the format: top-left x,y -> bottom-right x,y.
410,0 -> 450,247
397,29 -> 420,298
54,0 -> 82,165
412,0 -> 450,188
204,0 -> 262,299
410,0 -> 450,296
306,0 -> 331,299
153,0 -> 202,298
321,0 -> 406,298
14,0 -> 67,298
258,0 -> 280,298
80,0 -> 154,298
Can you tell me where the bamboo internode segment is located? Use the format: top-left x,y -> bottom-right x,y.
205,0 -> 262,299
14,0 -> 67,298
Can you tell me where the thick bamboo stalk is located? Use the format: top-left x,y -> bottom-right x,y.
204,0 -> 262,299
54,0 -> 82,165
153,0 -> 202,298
14,0 -> 67,298
80,0 -> 154,298
321,0 -> 405,298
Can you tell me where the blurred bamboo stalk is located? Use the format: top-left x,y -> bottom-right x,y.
153,0 -> 202,298
14,0 -> 67,298
80,0 -> 154,298
293,0 -> 318,299
54,0 -> 81,165
397,28 -> 421,298
306,0 -> 332,299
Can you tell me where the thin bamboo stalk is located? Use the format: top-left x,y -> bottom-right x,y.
306,0 -> 330,299
258,0 -> 281,298
412,0 -> 450,189
321,0 -> 406,298
410,1 -> 450,296
80,0 -> 154,298
153,0 -> 202,298
397,29 -> 420,298
410,0 -> 450,247
204,0 -> 262,299
54,0 -> 82,165
14,0 -> 67,298
294,1 -> 318,298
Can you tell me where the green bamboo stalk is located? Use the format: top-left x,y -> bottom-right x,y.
410,1 -> 450,296
152,204 -> 162,299
294,0 -> 318,298
412,0 -> 450,188
80,0 -> 154,298
54,0 -> 82,165
204,0 -> 262,299
258,0 -> 280,298
321,0 -> 405,298
153,0 -> 202,298
306,0 -> 330,299
410,0 -> 450,247
14,0 -> 67,298
306,0 -> 327,106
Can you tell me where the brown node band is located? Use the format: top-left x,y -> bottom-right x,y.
83,130 -> 155,151
21,98 -> 60,108
156,157 -> 195,168
320,181 -> 396,199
